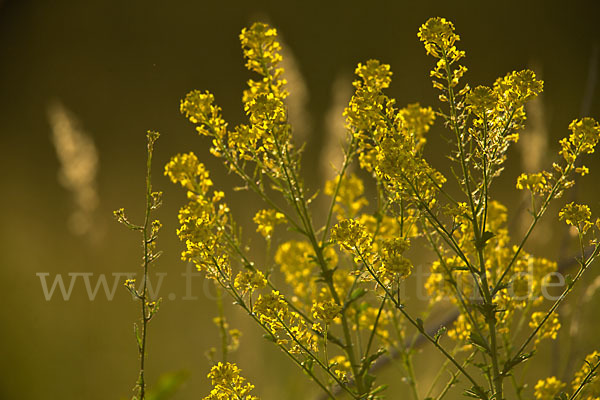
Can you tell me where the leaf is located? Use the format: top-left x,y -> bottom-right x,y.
370,384 -> 388,395
554,392 -> 568,400
263,334 -> 276,342
416,318 -> 425,332
362,348 -> 387,369
468,332 -> 490,354
350,288 -> 368,302
134,323 -> 142,352
343,288 -> 368,311
566,274 -> 574,288
364,373 -> 376,391
434,326 -> 447,343
475,231 -> 495,250
464,385 -> 488,399
502,352 -> 534,374
301,358 -> 314,373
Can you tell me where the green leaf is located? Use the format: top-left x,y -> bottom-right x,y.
502,352 -> 534,374
416,318 -> 425,332
468,332 -> 490,354
554,392 -> 568,400
134,323 -> 142,352
370,384 -> 388,395
350,288 -> 368,302
147,370 -> 189,400
364,373 -> 377,391
263,334 -> 277,342
434,326 -> 447,343
362,348 -> 387,370
475,231 -> 495,250
566,274 -> 574,288
301,358 -> 314,373
464,385 -> 488,399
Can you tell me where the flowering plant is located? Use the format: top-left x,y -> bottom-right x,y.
128,18 -> 600,400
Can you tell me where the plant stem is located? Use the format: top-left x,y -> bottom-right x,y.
138,133 -> 157,400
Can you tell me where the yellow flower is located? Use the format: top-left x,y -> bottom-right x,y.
534,377 -> 566,400
324,173 -> 369,218
398,102 -> 436,146
572,351 -> 600,398
516,172 -> 550,194
254,290 -> 288,324
204,362 -> 258,400
418,17 -> 460,57
494,69 -> 543,107
560,118 -> 600,163
529,311 -> 561,343
448,314 -> 473,342
331,219 -> 370,253
180,90 -> 227,138
240,22 -> 282,76
234,270 -> 267,295
311,299 -> 342,323
559,202 -> 593,234
466,86 -> 496,115
355,59 -> 392,90
253,209 -> 285,239
164,152 -> 213,193
379,237 -> 413,281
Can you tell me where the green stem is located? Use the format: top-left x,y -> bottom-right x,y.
138,134 -> 157,400
355,247 -> 487,399
508,243 -> 600,367
321,135 -> 356,243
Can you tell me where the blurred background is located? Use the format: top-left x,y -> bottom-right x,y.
1,0 -> 599,399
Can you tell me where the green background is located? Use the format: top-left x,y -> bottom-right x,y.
1,0 -> 599,398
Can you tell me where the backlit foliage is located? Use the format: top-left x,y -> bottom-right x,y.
165,18 -> 600,400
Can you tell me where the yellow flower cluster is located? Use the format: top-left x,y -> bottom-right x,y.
275,240 -> 317,301
379,237 -> 412,282
533,376 -> 566,400
240,23 -> 284,85
418,17 -> 462,59
516,117 -> 600,201
255,290 -> 288,327
331,219 -> 371,253
166,17 -> 600,400
560,118 -> 600,163
165,153 -> 230,278
448,314 -> 476,343
344,57 -> 444,209
559,202 -> 594,234
234,270 -> 267,295
180,90 -> 227,139
529,311 -> 561,344
516,172 -> 551,194
465,86 -> 496,116
328,355 -> 352,383
535,351 -> 600,400
203,362 -> 258,400
572,351 -> 600,399
311,299 -> 342,324
495,69 -> 544,107
164,152 -> 213,192
324,173 -> 369,219
254,290 -> 318,354
398,102 -> 436,145
419,17 -> 467,99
